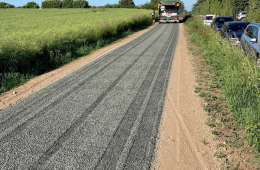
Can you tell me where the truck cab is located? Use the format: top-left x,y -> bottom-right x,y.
158,0 -> 180,23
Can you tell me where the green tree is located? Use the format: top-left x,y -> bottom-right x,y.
62,0 -> 73,8
73,0 -> 89,8
119,0 -> 135,8
41,0 -> 62,8
231,0 -> 249,18
22,1 -> 40,8
0,2 -> 15,8
246,0 -> 260,22
179,1 -> 185,12
192,0 -> 249,16
139,2 -> 152,9
104,3 -> 120,8
141,0 -> 185,10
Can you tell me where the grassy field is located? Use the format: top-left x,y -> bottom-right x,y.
185,17 -> 260,157
0,8 -> 152,94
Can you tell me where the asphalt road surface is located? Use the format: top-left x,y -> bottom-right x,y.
0,23 -> 179,169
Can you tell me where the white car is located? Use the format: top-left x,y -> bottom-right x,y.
203,14 -> 214,26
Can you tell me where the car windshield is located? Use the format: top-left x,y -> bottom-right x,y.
216,18 -> 233,24
206,16 -> 213,20
228,24 -> 249,32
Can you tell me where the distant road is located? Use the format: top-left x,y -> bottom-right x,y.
0,23 -> 179,169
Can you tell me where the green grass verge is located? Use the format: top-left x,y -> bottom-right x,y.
185,17 -> 260,152
0,8 -> 152,94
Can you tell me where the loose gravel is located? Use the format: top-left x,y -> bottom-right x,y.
0,23 -> 179,169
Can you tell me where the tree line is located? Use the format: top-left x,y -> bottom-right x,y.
41,0 -> 89,8
105,0 -> 186,12
0,0 -> 187,12
0,1 -> 39,8
0,0 -> 89,9
192,0 -> 260,22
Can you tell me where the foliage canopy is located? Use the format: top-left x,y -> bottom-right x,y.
21,1 -> 40,8
118,0 -> 135,8
41,0 -> 89,9
0,2 -> 15,8
191,0 -> 260,22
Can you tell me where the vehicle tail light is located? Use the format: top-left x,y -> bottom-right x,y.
175,15 -> 178,18
238,15 -> 240,17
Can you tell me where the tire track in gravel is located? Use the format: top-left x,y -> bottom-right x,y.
0,23 -> 179,170
0,24 -> 163,131
28,24 -> 171,169
123,24 -> 178,170
0,24 -> 164,144
94,24 -> 178,170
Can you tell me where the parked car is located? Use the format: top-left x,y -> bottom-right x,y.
211,16 -> 234,31
241,23 -> 260,62
236,11 -> 247,21
219,21 -> 250,45
203,14 -> 214,26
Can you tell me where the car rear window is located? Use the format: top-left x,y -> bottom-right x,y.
229,24 -> 249,32
206,16 -> 213,20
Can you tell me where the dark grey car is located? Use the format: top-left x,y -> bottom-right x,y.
220,21 -> 249,45
211,16 -> 234,31
241,23 -> 260,62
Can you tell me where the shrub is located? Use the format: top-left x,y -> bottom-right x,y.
22,1 -> 40,8
0,2 -> 15,8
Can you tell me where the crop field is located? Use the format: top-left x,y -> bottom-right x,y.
0,8 -> 152,94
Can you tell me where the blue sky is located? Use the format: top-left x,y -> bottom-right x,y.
7,0 -> 196,11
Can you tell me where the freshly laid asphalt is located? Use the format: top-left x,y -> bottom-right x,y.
0,23 -> 179,169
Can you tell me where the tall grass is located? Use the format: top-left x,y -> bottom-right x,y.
185,17 -> 260,152
0,8 -> 152,94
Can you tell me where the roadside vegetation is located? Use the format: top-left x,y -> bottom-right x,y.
192,0 -> 260,22
185,17 -> 260,168
0,8 -> 152,94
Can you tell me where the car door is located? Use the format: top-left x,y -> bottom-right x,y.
220,24 -> 226,38
251,26 -> 259,56
241,26 -> 253,52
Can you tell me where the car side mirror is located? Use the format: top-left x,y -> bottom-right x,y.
250,38 -> 257,42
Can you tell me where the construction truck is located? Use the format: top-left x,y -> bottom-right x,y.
158,0 -> 180,23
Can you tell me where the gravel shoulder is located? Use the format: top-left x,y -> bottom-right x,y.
151,23 -> 221,170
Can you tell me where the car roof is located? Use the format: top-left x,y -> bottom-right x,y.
227,21 -> 250,25
215,16 -> 232,19
250,23 -> 260,27
206,14 -> 214,16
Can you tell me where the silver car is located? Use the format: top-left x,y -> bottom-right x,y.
241,23 -> 260,62
236,11 -> 247,21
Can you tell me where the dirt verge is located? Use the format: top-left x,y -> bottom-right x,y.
151,23 -> 222,170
